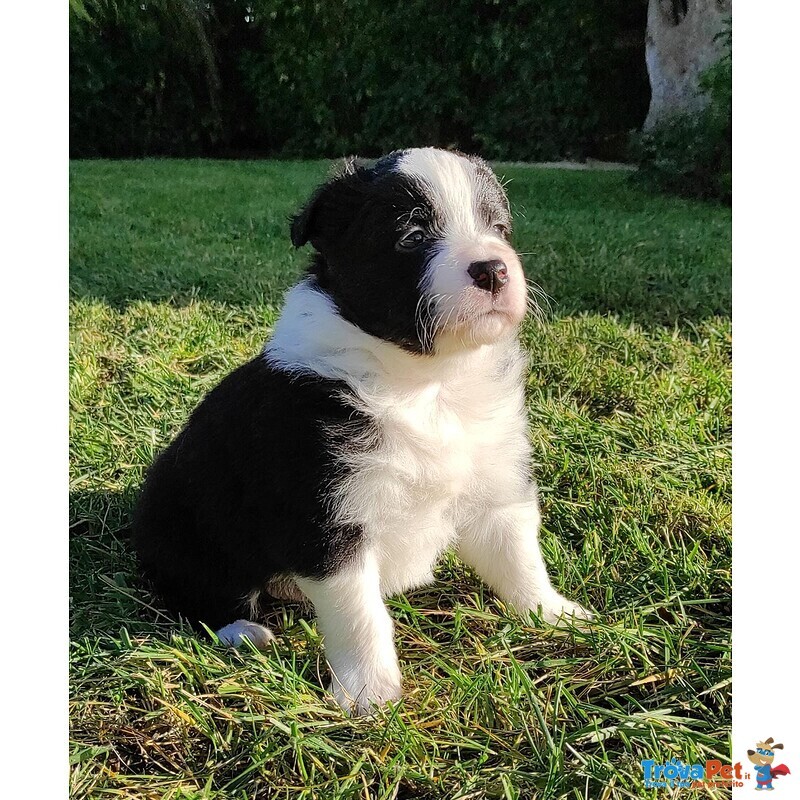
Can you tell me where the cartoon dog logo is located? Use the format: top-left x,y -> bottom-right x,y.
747,738 -> 791,790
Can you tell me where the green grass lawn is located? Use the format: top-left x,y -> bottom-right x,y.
70,160 -> 731,799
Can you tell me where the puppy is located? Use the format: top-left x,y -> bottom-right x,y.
133,147 -> 591,715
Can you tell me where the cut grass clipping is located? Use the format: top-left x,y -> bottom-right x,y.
70,161 -> 731,799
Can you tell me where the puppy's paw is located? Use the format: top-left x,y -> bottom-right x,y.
329,667 -> 403,716
535,593 -> 594,626
215,619 -> 276,649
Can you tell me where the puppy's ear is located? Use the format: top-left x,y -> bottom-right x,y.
290,157 -> 364,249
289,194 -> 319,248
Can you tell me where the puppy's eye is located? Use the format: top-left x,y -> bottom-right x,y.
492,223 -> 510,239
397,229 -> 426,251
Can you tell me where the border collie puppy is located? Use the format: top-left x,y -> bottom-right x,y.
133,147 -> 592,715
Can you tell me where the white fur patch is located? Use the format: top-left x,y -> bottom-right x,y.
397,148 -> 528,347
215,619 -> 275,649
398,148 -> 481,238
268,281 -> 535,599
296,552 -> 402,715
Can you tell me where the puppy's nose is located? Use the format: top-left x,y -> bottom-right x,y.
468,259 -> 508,294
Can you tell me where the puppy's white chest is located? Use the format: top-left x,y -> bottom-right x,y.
335,386 -> 475,596
323,343 -> 529,597
388,387 -> 473,495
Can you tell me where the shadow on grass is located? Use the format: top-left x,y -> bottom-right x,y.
70,487 -> 158,639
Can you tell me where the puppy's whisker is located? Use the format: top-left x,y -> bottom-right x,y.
525,279 -> 553,324
414,293 -> 430,347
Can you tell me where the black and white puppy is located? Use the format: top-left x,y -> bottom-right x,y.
133,147 -> 592,715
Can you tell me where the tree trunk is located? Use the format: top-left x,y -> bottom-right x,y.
643,0 -> 731,130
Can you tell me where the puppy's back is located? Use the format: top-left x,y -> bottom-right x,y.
133,356 -> 368,629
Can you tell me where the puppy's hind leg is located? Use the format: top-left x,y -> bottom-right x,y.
212,589 -> 276,649
215,619 -> 276,649
296,551 -> 402,716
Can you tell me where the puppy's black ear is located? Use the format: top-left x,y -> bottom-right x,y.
289,196 -> 317,248
289,157 -> 363,249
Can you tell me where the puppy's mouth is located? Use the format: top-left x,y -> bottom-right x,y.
460,285 -> 527,322
417,249 -> 529,350
420,290 -> 526,350
471,306 -> 515,323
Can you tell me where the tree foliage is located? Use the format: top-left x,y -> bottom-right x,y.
70,0 -> 649,160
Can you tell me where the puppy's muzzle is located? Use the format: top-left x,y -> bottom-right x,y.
468,259 -> 509,295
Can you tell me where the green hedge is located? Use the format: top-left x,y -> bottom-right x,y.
70,0 -> 649,160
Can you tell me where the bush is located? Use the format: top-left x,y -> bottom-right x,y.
71,4 -> 203,157
632,26 -> 731,203
70,0 -> 650,161
238,0 -> 608,161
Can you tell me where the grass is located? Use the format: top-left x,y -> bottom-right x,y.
70,160 -> 731,799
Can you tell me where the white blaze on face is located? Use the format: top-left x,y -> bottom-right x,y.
398,148 -> 479,238
397,148 -> 527,349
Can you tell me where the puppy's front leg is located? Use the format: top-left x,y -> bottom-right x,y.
296,551 -> 402,715
458,488 -> 592,625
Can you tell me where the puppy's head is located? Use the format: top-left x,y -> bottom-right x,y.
291,148 -> 527,354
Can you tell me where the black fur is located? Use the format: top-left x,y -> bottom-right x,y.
133,357 -> 369,629
292,152 -> 444,354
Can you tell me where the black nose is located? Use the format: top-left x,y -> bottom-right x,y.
468,259 -> 509,294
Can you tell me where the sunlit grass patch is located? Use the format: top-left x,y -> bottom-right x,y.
70,160 -> 730,799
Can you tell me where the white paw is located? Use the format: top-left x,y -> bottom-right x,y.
535,593 -> 594,626
215,619 -> 275,649
329,667 -> 403,716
